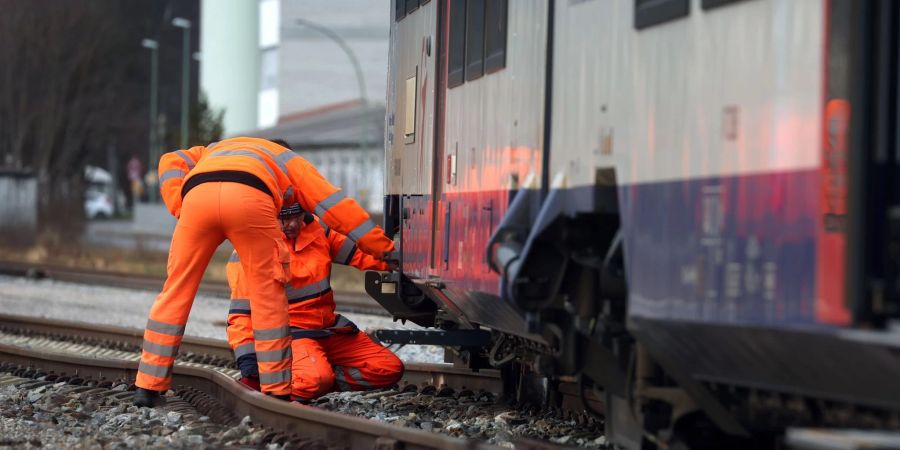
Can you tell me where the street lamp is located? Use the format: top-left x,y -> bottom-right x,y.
141,38 -> 159,202
172,17 -> 192,149
294,18 -> 369,150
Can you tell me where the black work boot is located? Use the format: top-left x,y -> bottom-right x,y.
132,387 -> 164,407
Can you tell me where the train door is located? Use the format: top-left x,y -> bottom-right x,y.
847,0 -> 900,324
389,0 -> 439,278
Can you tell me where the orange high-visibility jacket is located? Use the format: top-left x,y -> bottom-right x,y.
226,218 -> 388,369
157,136 -> 393,258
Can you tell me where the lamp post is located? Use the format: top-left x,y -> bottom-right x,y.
294,18 -> 369,150
141,38 -> 159,202
172,17 -> 192,149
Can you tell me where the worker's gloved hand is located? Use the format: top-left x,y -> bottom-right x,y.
239,376 -> 261,391
383,251 -> 400,271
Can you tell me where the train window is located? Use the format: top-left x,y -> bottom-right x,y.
448,0 -> 466,88
406,0 -> 420,14
484,0 -> 507,74
634,0 -> 689,30
465,0 -> 485,81
395,0 -> 405,21
405,67 -> 418,144
701,0 -> 750,9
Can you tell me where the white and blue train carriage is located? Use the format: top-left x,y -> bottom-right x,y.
368,0 -> 900,448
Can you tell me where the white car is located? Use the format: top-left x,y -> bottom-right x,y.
84,190 -> 114,219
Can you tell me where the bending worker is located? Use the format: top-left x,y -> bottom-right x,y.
134,137 -> 394,406
226,204 -> 403,400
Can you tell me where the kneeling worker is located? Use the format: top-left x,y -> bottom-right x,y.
134,137 -> 393,406
226,203 -> 404,400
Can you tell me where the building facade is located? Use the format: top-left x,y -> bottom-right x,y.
200,0 -> 390,213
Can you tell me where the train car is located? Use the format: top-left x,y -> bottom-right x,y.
371,0 -> 900,448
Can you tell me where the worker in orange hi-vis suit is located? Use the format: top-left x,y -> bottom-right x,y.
133,137 -> 395,407
226,204 -> 404,400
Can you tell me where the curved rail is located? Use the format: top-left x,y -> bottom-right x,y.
0,342 -> 504,449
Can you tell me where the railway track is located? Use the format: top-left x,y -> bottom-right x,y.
0,314 -> 605,448
0,345 -> 501,449
0,313 -> 502,394
0,260 -> 388,316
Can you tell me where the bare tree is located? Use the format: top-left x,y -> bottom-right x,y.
0,1 -> 138,215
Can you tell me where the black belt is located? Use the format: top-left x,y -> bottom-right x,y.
181,170 -> 273,198
290,315 -> 358,339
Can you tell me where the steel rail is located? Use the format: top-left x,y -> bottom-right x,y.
0,313 -> 603,417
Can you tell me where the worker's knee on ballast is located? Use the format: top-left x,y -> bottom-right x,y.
293,368 -> 335,399
356,356 -> 405,389
377,352 -> 405,384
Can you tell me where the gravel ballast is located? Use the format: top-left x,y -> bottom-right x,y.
0,275 -> 611,448
0,375 -> 284,450
314,388 -> 608,449
0,275 -> 443,363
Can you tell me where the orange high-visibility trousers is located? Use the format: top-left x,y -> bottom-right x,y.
136,182 -> 293,395
291,331 -> 404,400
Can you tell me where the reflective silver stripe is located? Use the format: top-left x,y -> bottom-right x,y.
207,141 -> 220,150
348,367 -> 371,388
285,278 -> 330,300
247,144 -> 290,175
283,186 -> 294,200
229,299 -> 250,312
314,191 -> 346,217
138,360 -> 172,379
348,219 -> 377,242
234,342 -> 256,359
228,252 -> 240,263
174,150 -> 195,169
258,368 -> 291,385
334,368 -> 352,391
146,319 -> 185,336
335,240 -> 356,265
256,347 -> 292,363
253,325 -> 290,341
142,341 -> 178,358
158,169 -> 186,184
321,222 -> 330,236
275,150 -> 298,167
210,149 -> 277,181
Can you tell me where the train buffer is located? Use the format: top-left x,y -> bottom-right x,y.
372,329 -> 491,347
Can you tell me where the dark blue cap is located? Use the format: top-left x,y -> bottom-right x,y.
279,203 -> 303,218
